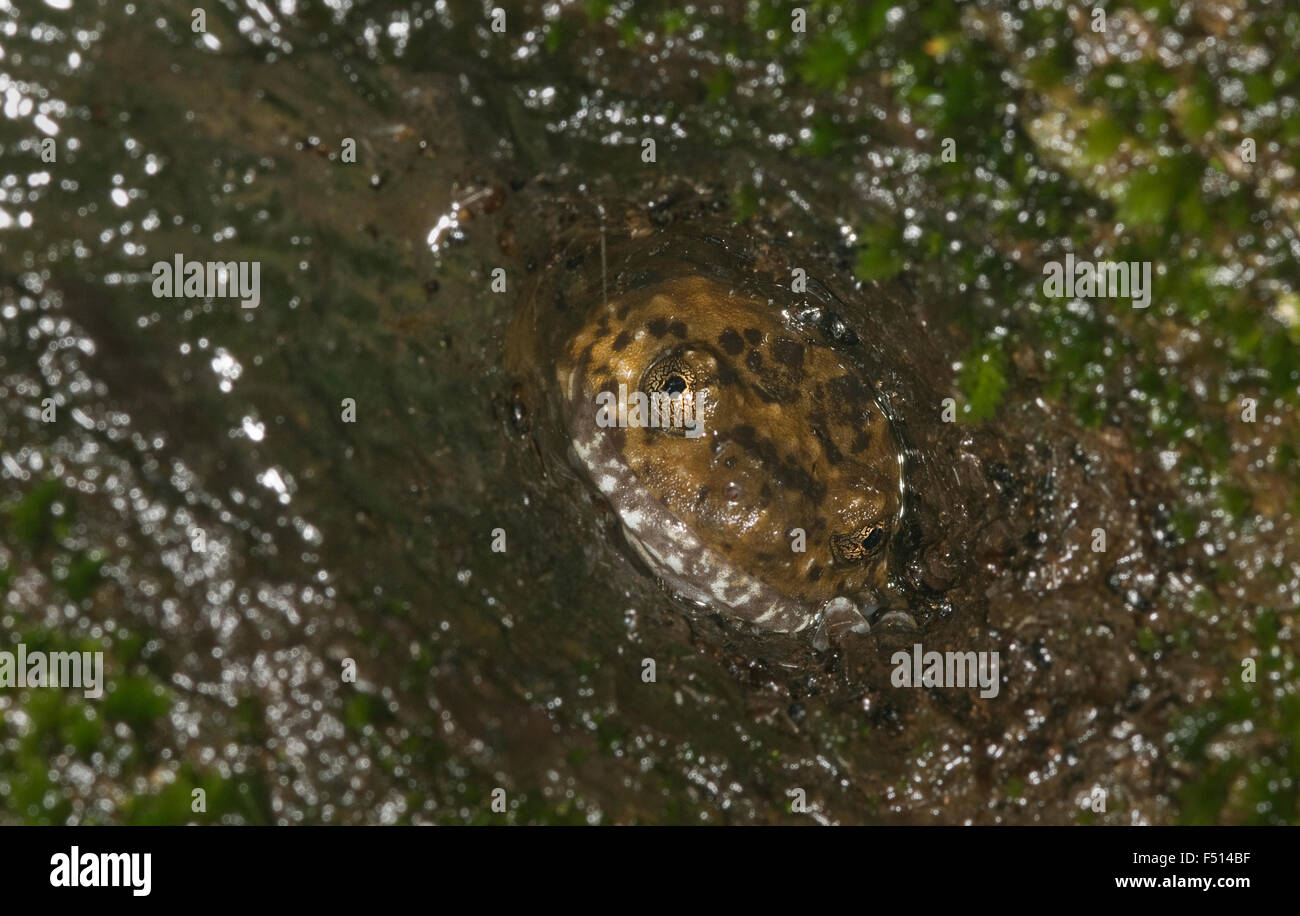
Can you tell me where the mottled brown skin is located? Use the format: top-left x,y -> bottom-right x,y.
555,273 -> 904,630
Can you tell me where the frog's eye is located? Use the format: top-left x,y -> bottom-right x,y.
830,525 -> 887,565
638,356 -> 706,437
641,356 -> 695,397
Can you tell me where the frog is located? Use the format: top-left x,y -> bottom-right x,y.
507,196 -> 907,633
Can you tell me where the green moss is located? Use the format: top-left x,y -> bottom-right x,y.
1173,613 -> 1300,825
60,551 -> 105,602
103,677 -> 172,734
706,67 -> 733,103
853,221 -> 904,281
659,9 -> 687,36
125,765 -> 272,825
797,33 -> 857,91
1180,75 -> 1218,137
7,477 -> 68,548
345,693 -> 377,731
1119,166 -> 1178,227
1082,116 -> 1124,164
957,343 -> 1009,423
544,17 -> 573,54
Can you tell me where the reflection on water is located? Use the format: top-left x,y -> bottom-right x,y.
1,1 -> 1297,824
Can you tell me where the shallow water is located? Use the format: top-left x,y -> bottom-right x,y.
1,1 -> 1297,824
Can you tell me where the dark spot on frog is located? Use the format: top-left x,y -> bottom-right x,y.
744,328 -> 762,346
851,428 -> 874,453
718,328 -> 744,356
729,424 -> 825,503
668,321 -> 688,339
611,330 -> 632,352
714,360 -> 741,388
824,373 -> 877,422
807,564 -> 823,583
647,317 -> 669,338
730,424 -> 759,450
809,418 -> 845,465
772,337 -> 805,369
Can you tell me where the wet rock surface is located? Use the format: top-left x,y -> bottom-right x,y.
1,1 -> 1296,824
